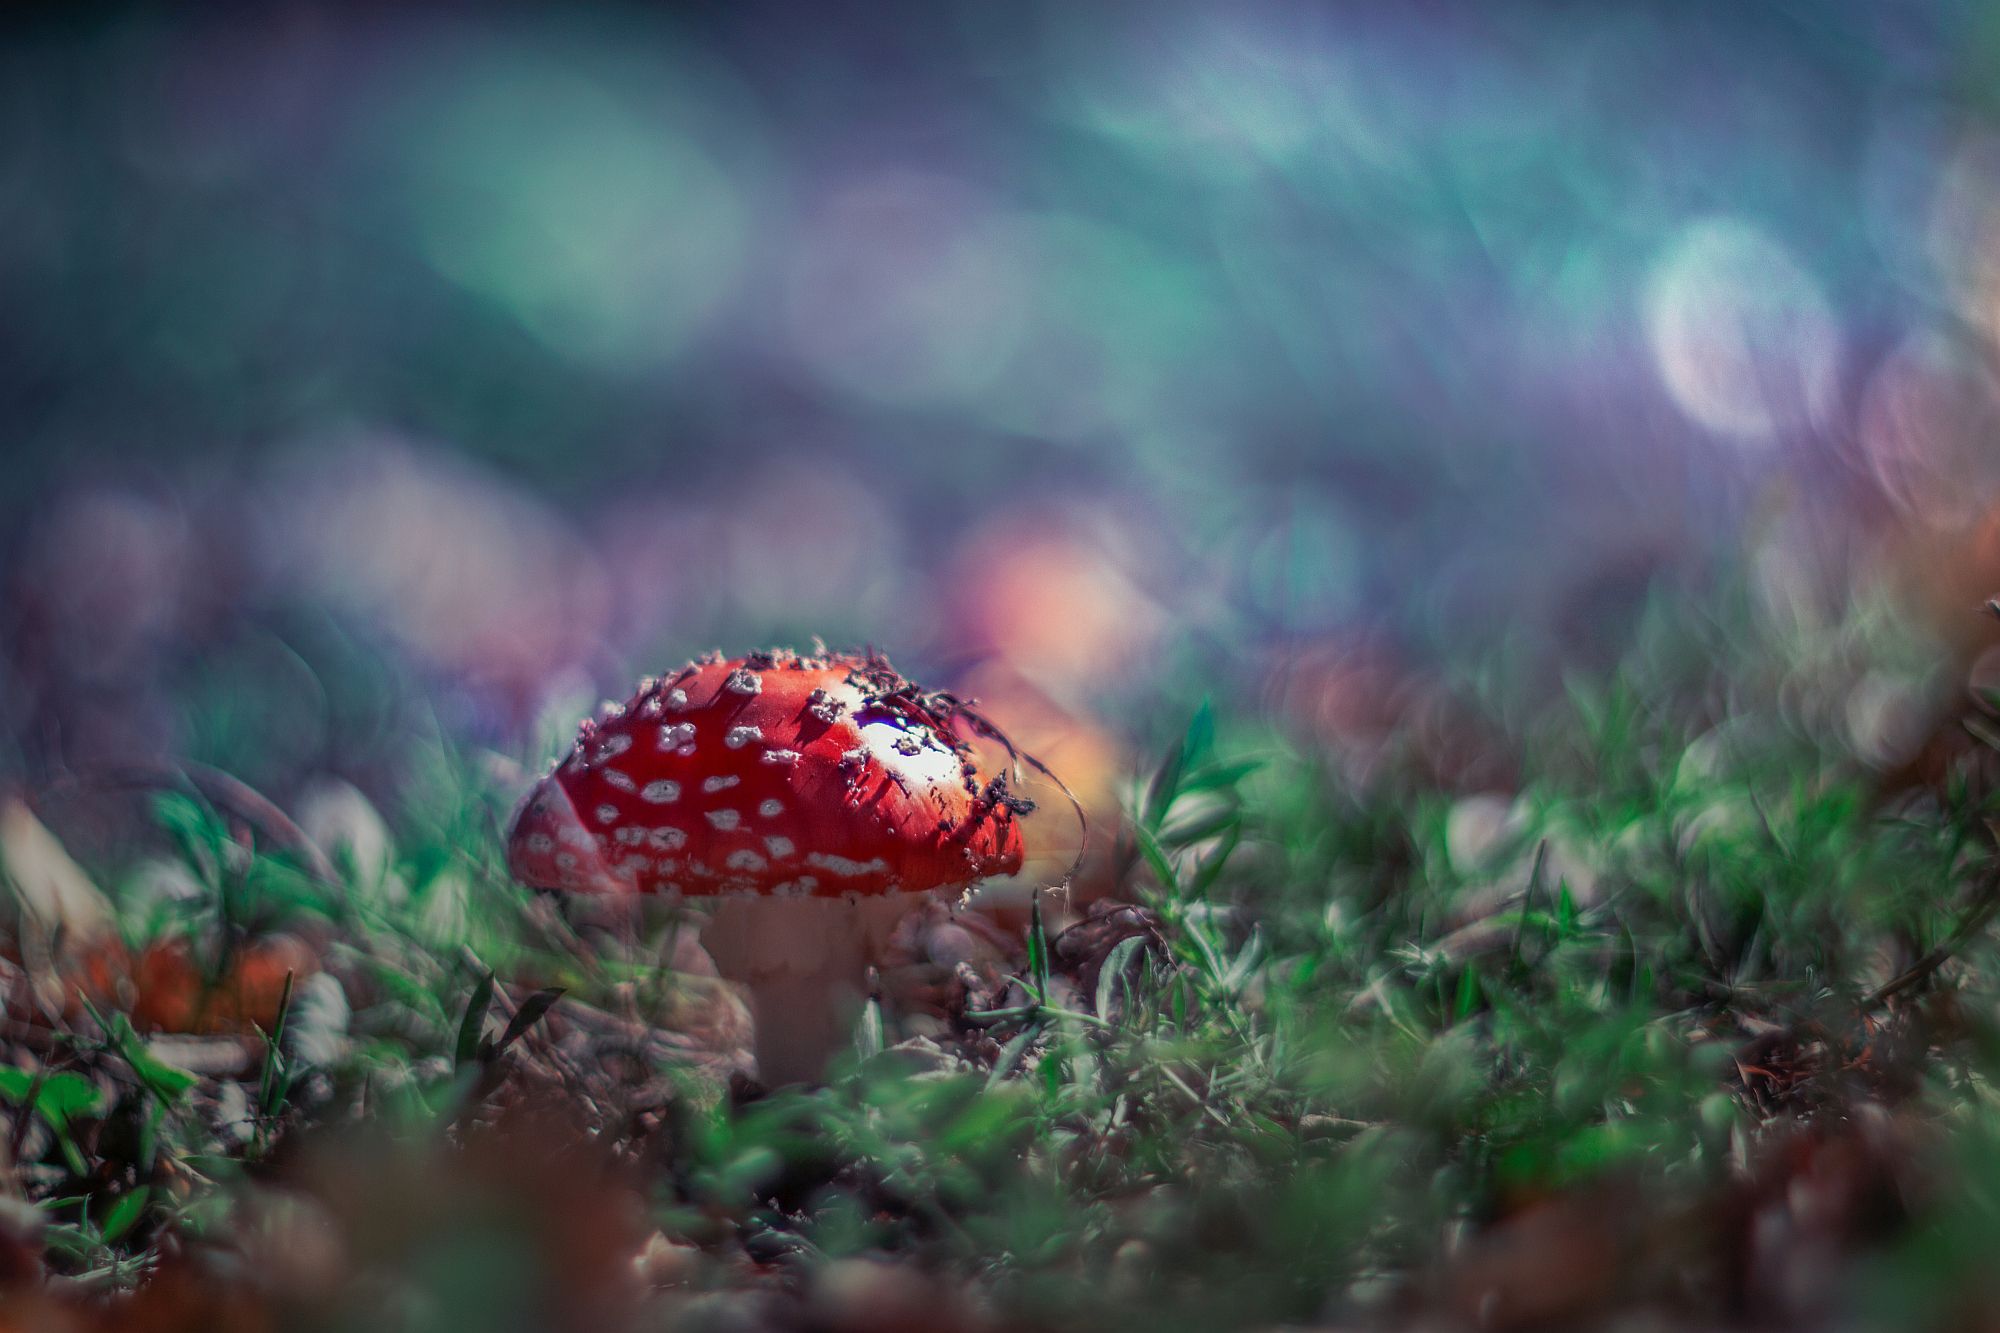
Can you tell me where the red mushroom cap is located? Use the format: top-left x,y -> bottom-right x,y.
505,650 -> 1028,899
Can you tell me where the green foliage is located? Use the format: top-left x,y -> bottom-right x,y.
16,663 -> 2000,1329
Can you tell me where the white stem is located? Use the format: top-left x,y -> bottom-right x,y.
700,893 -> 912,1085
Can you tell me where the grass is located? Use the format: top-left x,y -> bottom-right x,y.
8,609 -> 2000,1329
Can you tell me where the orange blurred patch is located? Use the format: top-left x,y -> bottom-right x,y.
948,512 -> 1166,696
955,662 -> 1127,909
129,934 -> 319,1036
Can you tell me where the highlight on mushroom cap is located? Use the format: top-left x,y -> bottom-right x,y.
505,648 -> 1030,900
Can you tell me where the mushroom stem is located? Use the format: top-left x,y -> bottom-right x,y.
700,893 -> 912,1086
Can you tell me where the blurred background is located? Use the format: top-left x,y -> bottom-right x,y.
5,1 -> 2000,861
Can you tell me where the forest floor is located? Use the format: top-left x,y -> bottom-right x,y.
6,635 -> 2000,1332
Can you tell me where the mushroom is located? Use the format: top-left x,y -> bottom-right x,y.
505,648 -> 1033,1084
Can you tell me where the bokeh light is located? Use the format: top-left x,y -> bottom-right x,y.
0,0 -> 1994,816
1646,218 -> 1841,444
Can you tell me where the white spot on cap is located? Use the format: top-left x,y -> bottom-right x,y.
524,832 -> 554,855
614,826 -> 645,846
860,719 -> 963,789
640,780 -> 681,804
702,775 -> 741,793
665,688 -> 690,711
765,835 -> 795,859
601,768 -> 636,793
594,732 -> 633,763
706,809 -> 742,831
724,849 -> 768,872
725,725 -> 762,749
646,826 -> 689,852
658,723 -> 696,750
595,804 -> 620,825
557,824 -> 594,851
723,668 -> 762,696
805,852 -> 890,878
554,851 -> 579,870
638,696 -> 664,719
761,749 -> 800,765
758,799 -> 785,818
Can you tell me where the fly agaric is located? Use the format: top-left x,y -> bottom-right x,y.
505,648 -> 1036,1083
